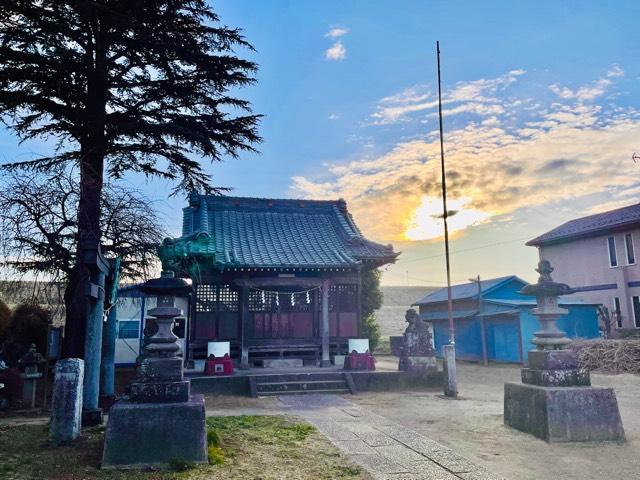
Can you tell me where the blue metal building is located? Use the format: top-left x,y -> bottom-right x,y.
413,276 -> 600,364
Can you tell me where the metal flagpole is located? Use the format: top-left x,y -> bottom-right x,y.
436,41 -> 458,397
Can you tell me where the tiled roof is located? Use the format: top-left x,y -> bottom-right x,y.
413,276 -> 519,305
527,203 -> 640,246
176,194 -> 398,269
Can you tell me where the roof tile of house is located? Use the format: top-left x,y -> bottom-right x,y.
527,202 -> 640,246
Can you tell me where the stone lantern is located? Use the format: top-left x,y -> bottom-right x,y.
18,344 -> 44,409
102,271 -> 207,468
504,260 -> 625,442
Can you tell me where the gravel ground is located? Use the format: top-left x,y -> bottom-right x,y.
351,359 -> 640,480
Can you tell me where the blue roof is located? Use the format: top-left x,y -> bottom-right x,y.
419,309 -> 477,321
485,297 -> 598,307
174,194 -> 399,269
414,276 -> 524,305
528,202 -> 640,246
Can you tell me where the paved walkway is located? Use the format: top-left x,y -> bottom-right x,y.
275,394 -> 506,480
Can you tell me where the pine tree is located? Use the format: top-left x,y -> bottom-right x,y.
0,1 -> 261,358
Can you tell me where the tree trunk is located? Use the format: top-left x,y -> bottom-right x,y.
62,13 -> 107,359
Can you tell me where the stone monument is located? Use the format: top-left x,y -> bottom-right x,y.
50,358 -> 84,444
398,309 -> 437,374
102,271 -> 207,468
504,260 -> 625,442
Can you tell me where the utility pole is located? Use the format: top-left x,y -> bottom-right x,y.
436,41 -> 457,398
470,275 -> 488,366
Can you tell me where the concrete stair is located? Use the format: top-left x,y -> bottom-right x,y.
249,372 -> 356,397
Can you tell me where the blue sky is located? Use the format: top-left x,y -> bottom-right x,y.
2,1 -> 640,287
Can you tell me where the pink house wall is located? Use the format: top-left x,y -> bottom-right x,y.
537,227 -> 640,333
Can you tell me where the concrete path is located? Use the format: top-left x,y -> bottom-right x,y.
276,394 -> 506,480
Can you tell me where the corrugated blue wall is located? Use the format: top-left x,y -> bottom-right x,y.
519,305 -> 599,361
485,317 -> 521,362
433,318 -> 483,361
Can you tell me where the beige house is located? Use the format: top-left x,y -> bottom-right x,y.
528,203 -> 640,335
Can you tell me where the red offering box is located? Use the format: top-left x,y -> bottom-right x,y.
204,354 -> 234,376
344,352 -> 376,371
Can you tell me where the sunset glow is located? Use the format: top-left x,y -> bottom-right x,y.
405,196 -> 491,241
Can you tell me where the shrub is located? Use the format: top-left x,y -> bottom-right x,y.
207,429 -> 221,448
7,302 -> 50,355
207,445 -> 225,465
360,313 -> 381,353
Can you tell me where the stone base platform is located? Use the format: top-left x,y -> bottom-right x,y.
504,382 -> 625,442
399,355 -> 437,375
263,358 -> 303,369
102,394 -> 208,468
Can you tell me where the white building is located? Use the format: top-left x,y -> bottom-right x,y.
528,203 -> 640,334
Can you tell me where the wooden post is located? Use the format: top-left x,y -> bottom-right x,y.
240,286 -> 250,369
321,280 -> 331,367
473,275 -> 489,366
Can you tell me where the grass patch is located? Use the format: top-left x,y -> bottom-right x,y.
0,416 -> 368,479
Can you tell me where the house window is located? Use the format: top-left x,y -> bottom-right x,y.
613,297 -> 622,329
117,320 -> 140,339
625,233 -> 635,265
607,236 -> 618,267
632,296 -> 640,328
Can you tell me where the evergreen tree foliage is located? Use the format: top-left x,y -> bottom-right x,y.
360,268 -> 383,351
0,1 -> 261,357
0,299 -> 11,340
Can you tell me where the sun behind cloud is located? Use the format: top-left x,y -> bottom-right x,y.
405,196 -> 491,241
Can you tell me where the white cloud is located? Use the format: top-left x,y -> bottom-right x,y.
325,41 -> 347,61
607,65 -> 625,78
369,69 -> 525,125
549,67 -> 623,102
325,27 -> 349,38
328,113 -> 340,120
293,68 -> 640,243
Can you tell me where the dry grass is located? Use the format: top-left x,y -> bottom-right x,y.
570,339 -> 640,374
0,416 -> 368,480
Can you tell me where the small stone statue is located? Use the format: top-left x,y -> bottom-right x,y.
399,309 -> 437,374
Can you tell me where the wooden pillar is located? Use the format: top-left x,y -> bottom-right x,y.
321,279 -> 331,367
239,286 -> 250,369
356,266 -> 363,340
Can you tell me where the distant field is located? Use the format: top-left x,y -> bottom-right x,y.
376,286 -> 437,337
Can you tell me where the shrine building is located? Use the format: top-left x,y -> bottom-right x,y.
159,193 -> 398,368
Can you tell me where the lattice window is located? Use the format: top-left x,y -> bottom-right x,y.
218,285 -> 239,312
196,284 -> 238,312
329,284 -> 357,312
196,284 -> 217,312
290,292 -> 312,312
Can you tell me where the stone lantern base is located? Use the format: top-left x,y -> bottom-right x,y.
504,350 -> 625,442
102,394 -> 208,468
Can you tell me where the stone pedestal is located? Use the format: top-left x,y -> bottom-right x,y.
504,260 -> 624,442
504,349 -> 625,442
400,355 -> 438,375
102,394 -> 207,468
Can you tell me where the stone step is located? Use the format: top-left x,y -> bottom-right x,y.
251,372 -> 346,383
256,380 -> 348,393
256,388 -> 351,397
